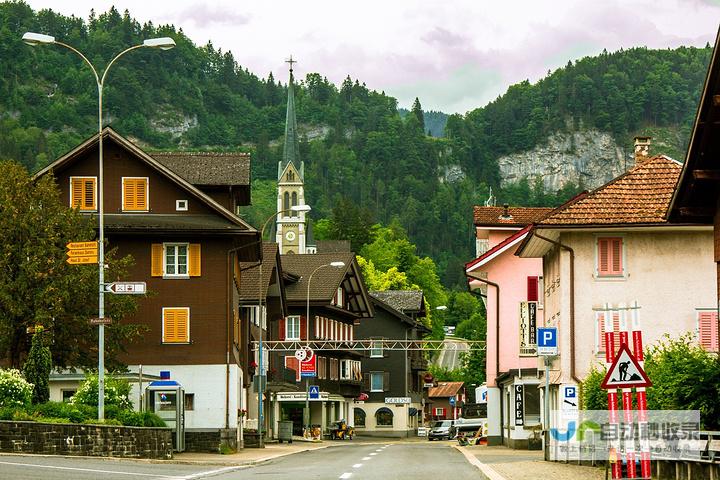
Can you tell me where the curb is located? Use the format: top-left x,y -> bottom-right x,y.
453,445 -> 508,480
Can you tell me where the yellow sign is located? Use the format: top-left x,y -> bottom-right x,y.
66,256 -> 98,265
66,248 -> 98,257
66,241 -> 98,250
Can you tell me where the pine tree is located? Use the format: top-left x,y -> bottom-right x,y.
411,97 -> 425,131
23,329 -> 51,404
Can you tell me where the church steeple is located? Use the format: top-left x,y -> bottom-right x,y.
276,56 -> 311,255
278,55 -> 303,180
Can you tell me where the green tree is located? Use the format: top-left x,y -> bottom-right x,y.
0,161 -> 142,369
411,97 -> 425,131
23,329 -> 51,404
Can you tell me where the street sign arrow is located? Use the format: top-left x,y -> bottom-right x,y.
66,248 -> 98,257
66,256 -> 98,265
106,282 -> 147,294
66,241 -> 98,250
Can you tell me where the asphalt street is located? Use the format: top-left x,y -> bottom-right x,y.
435,338 -> 470,371
0,442 -> 483,480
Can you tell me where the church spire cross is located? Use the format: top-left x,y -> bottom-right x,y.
286,55 -> 297,73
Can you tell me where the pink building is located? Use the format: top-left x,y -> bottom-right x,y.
465,205 -> 551,448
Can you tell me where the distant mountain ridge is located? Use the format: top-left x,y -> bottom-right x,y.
0,2 -> 711,287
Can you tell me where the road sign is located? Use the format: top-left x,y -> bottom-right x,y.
300,354 -> 316,377
66,256 -> 98,265
537,327 -> 558,355
449,396 -> 456,406
601,344 -> 652,389
66,248 -> 98,257
561,384 -> 579,419
106,282 -> 146,294
66,241 -> 97,250
89,317 -> 112,326
308,385 -> 320,400
294,346 -> 314,362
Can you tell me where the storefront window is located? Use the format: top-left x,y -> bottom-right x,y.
375,407 -> 393,427
354,408 -> 366,427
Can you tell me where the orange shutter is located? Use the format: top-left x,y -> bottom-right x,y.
176,309 -> 189,342
123,178 -> 136,210
598,312 -> 606,352
163,309 -> 177,342
83,178 -> 96,210
71,178 -> 83,208
598,239 -> 610,274
189,244 -> 201,276
151,244 -> 163,277
123,178 -> 148,211
698,311 -> 718,352
164,308 -> 189,343
610,238 -> 623,275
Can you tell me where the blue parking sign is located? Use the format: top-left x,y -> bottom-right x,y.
537,327 -> 558,355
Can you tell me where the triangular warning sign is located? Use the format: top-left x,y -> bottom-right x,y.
601,344 -> 652,389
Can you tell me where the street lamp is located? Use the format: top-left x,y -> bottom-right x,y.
23,32 -> 176,420
305,261 -> 345,433
255,204 -> 310,447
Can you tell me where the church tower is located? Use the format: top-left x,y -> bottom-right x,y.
276,56 -> 308,254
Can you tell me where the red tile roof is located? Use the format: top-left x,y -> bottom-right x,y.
428,381 -> 464,398
539,156 -> 681,226
465,226 -> 531,272
474,206 -> 553,227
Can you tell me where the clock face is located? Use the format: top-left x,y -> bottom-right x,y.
285,231 -> 296,242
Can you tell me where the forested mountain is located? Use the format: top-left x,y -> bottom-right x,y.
0,2 -> 712,287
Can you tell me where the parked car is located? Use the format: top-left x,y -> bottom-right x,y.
428,420 -> 455,440
450,417 -> 487,438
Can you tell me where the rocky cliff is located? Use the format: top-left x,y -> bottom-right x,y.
498,130 -> 631,191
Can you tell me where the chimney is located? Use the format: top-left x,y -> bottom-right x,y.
634,136 -> 651,165
499,203 -> 513,220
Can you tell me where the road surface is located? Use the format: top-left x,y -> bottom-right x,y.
435,338 -> 469,370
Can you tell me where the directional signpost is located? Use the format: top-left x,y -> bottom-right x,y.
66,241 -> 98,265
105,282 -> 147,294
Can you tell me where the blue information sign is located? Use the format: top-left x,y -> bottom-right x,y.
309,385 -> 320,400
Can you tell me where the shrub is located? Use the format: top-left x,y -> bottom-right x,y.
32,401 -> 92,424
0,369 -> 33,408
139,411 -> 166,428
71,374 -> 132,410
83,418 -> 122,426
23,331 -> 51,404
581,365 -> 608,410
0,406 -> 26,420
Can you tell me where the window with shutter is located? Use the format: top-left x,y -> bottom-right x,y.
155,243 -> 201,278
285,316 -> 300,340
122,177 -> 148,211
70,177 -> 97,211
163,307 -> 190,343
597,237 -> 624,277
698,310 -> 719,352
284,356 -> 300,382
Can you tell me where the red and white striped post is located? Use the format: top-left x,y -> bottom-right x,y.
605,308 -> 622,479
631,303 -> 651,479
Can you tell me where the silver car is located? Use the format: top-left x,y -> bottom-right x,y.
428,420 -> 454,440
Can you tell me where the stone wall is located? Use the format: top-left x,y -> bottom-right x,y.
184,428 -> 237,452
0,421 -> 172,459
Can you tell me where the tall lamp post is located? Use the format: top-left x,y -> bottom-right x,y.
305,261 -> 345,432
22,32 -> 176,420
254,204 -> 310,447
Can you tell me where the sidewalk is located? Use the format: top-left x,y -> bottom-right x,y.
455,445 -> 606,480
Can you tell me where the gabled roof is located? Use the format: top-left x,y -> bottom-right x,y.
239,243 -> 281,301
428,381 -> 464,398
538,155 -> 682,226
465,226 -> 531,273
369,292 -> 431,333
33,128 -> 257,234
368,290 -> 425,316
669,27 -> 720,224
151,152 -> 250,186
281,253 -> 374,317
474,206 -> 553,227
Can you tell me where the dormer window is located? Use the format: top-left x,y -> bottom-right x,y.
70,176 -> 96,211
122,177 -> 148,212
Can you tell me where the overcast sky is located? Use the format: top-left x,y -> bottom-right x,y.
23,0 -> 720,114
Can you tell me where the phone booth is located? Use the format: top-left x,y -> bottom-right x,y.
145,374 -> 185,452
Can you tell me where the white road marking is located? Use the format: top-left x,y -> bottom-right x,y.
375,449 -> 383,452
369,452 -> 378,456
362,456 -> 371,460
175,466 -> 246,480
454,445 -> 507,480
339,473 -> 353,479
0,460 -> 169,477
352,463 -> 363,468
